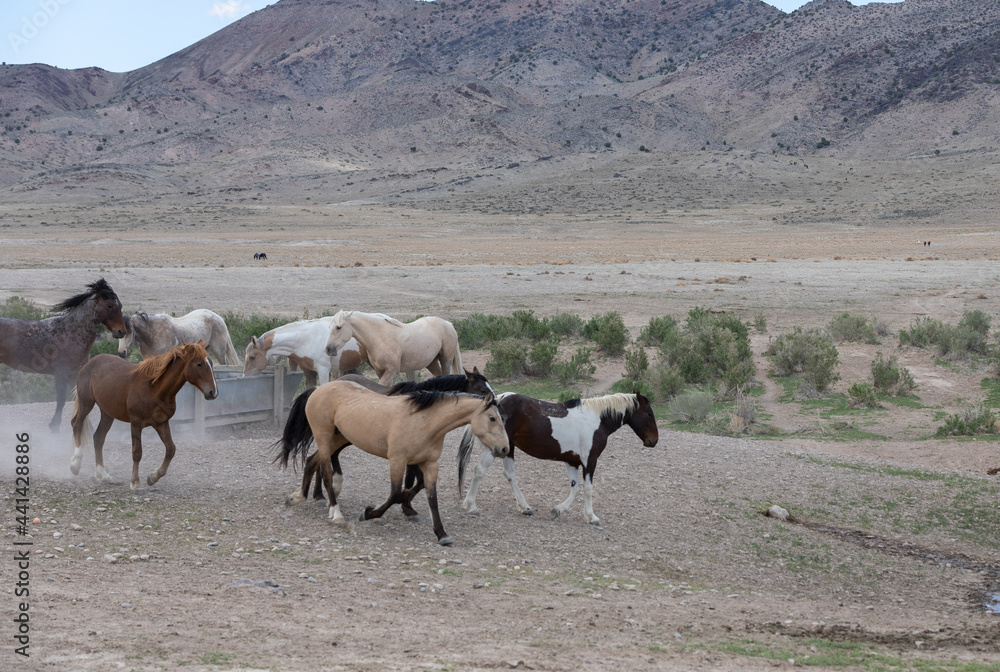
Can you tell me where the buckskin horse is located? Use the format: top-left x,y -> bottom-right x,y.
70,341 -> 218,490
458,391 -> 658,525
0,278 -> 126,430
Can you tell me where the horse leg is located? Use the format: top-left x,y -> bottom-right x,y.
303,368 -> 319,389
146,423 -> 177,487
461,451 -> 494,515
420,461 -> 452,546
551,464 -> 581,520
501,456 -> 534,515
359,458 -> 406,521
581,468 -> 600,525
50,371 -> 68,431
129,423 -> 145,491
69,388 -> 96,476
400,465 -> 424,520
92,411 -> 116,483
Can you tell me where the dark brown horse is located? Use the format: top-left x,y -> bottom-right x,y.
458,391 -> 658,525
304,368 -> 495,512
70,341 -> 218,491
0,279 -> 126,429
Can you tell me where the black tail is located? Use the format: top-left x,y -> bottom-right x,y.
272,388 -> 317,469
456,424 -> 476,494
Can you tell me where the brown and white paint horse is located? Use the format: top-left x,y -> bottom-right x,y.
458,391 -> 658,525
0,278 -> 126,429
243,316 -> 367,387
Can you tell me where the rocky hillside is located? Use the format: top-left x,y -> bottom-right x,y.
0,0 -> 997,204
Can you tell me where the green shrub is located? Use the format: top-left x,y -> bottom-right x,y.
899,316 -> 948,349
847,381 -> 881,409
638,315 -> 680,347
220,310 -> 288,352
828,312 -> 878,344
510,309 -> 550,341
527,337 -> 559,376
552,347 -> 596,386
871,352 -> 916,396
546,312 -> 583,337
582,311 -> 629,356
752,313 -> 768,334
0,295 -> 48,320
935,404 -> 998,437
622,344 -> 649,381
610,377 -> 654,398
649,361 -> 685,401
667,390 -> 715,423
899,311 -> 989,360
485,338 -> 527,379
768,326 -> 840,392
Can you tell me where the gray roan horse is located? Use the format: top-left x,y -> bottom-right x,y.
0,279 -> 126,429
118,309 -> 240,364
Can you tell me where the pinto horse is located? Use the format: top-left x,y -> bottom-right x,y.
276,381 -> 508,545
325,310 -> 463,386
244,317 -> 367,387
458,392 -> 658,525
0,278 -> 126,430
118,309 -> 241,364
70,341 -> 218,490
303,367 -> 495,502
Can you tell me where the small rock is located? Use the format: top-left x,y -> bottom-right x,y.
71,524 -> 83,531
104,554 -> 117,564
767,505 -> 789,521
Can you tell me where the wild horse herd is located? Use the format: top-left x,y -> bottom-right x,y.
0,279 -> 658,545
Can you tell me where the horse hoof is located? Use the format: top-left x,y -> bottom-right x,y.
405,514 -> 421,524
522,509 -> 534,516
589,518 -> 601,526
438,536 -> 454,546
550,508 -> 561,520
69,463 -> 81,476
146,475 -> 155,487
359,507 -> 373,521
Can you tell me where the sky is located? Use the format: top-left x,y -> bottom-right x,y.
2,0 -> 904,73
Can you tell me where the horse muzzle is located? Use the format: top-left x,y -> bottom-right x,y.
203,389 -> 218,401
643,436 -> 659,448
111,328 -> 127,339
490,444 -> 509,458
117,350 -> 128,359
325,345 -> 338,357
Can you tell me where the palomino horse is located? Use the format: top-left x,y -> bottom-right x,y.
303,367 -> 495,503
70,341 -> 218,490
118,309 -> 241,364
276,381 -> 508,545
243,316 -> 367,387
458,392 -> 658,525
0,278 -> 126,430
325,310 -> 463,386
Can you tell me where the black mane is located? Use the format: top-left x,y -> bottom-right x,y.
387,374 -> 470,396
52,278 -> 119,314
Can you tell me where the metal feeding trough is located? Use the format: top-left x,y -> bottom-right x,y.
171,364 -> 305,437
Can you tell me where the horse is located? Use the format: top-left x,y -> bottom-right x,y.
243,317 -> 368,387
302,367 -> 495,502
70,341 -> 218,490
325,310 -> 463,386
0,278 -> 126,430
255,252 -> 267,260
276,381 -> 508,545
118,309 -> 241,365
458,391 -> 658,525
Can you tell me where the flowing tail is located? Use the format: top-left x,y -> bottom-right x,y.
457,424 -> 476,493
272,387 -> 317,469
223,336 -> 241,365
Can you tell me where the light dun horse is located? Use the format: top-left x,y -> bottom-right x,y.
0,278 -> 126,429
243,317 -> 367,387
71,342 -> 218,490
276,381 -> 508,545
118,309 -> 240,365
458,392 -> 658,525
325,310 -> 463,386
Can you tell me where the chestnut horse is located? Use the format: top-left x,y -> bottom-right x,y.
0,278 -> 126,429
458,392 -> 658,525
325,310 -> 462,386
70,341 -> 218,490
244,317 -> 367,387
276,381 -> 508,545
118,309 -> 240,364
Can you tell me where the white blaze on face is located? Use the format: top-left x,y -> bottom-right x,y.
547,405 -> 601,464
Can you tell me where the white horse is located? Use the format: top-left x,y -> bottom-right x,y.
324,310 -> 463,387
243,316 -> 367,388
118,309 -> 240,365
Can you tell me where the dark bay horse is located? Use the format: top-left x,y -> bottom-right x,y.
276,381 -> 508,545
0,279 -> 126,429
304,368 -> 495,506
70,341 -> 218,490
458,391 -> 658,525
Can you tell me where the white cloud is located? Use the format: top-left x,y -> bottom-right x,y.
209,1 -> 251,19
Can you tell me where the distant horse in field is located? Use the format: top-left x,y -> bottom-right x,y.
325,310 -> 462,386
118,309 -> 240,365
254,252 -> 268,260
276,381 -> 508,545
0,278 -> 126,430
458,391 -> 658,524
243,317 -> 367,387
303,367 -> 495,504
70,341 -> 218,490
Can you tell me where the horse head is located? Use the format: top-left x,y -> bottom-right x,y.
627,392 -> 659,448
243,335 -> 268,376
472,391 -> 509,458
325,311 -> 353,357
91,279 -> 127,339
117,313 -> 136,358
182,340 -> 218,400
464,366 -> 495,396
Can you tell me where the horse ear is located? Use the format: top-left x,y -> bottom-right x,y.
251,335 -> 259,347
472,366 -> 482,375
196,339 -> 206,347
483,390 -> 496,405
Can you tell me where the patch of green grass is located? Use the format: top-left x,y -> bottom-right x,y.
201,652 -> 236,666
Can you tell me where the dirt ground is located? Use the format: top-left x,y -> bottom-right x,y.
2,213 -> 1000,671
